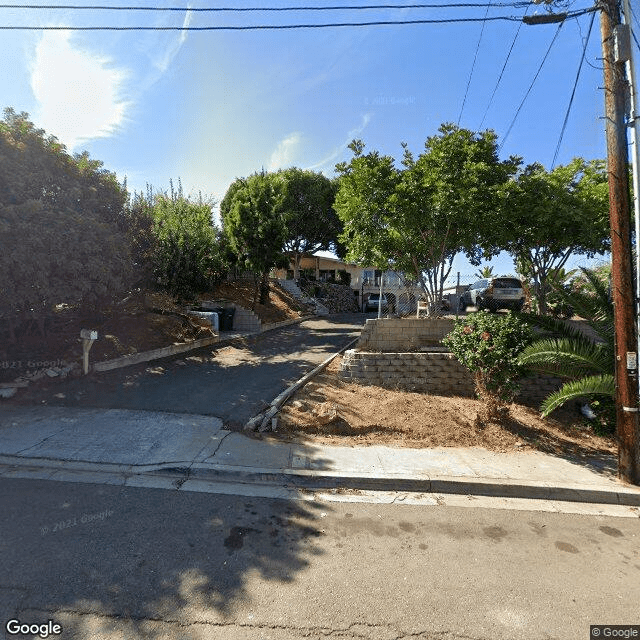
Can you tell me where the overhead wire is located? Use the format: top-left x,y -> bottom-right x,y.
457,0 -> 491,125
0,4 -> 596,30
478,2 -> 527,128
0,16 -> 550,29
499,19 -> 564,152
550,9 -> 595,168
0,2 -> 535,9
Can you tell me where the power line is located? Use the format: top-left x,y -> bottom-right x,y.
0,2 -> 534,10
0,16 -> 539,29
458,0 -> 491,125
0,5 -> 595,30
500,20 -> 564,151
551,9 -> 595,168
478,3 -> 527,128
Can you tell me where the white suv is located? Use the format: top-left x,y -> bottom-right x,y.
459,277 -> 525,312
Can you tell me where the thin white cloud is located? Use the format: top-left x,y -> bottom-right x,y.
155,7 -> 193,73
30,31 -> 129,150
268,132 -> 302,171
307,113 -> 372,172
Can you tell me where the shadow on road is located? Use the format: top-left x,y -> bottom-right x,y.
1,477 -> 332,638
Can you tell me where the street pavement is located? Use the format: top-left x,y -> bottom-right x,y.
1,477 -> 639,640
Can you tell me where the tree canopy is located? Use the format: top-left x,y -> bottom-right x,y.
334,124 -> 520,310
501,158 -> 610,314
274,168 -> 342,279
220,171 -> 288,305
0,108 -> 132,322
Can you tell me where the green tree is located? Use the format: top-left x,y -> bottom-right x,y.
474,266 -> 495,279
334,124 -> 519,314
274,168 -> 342,280
148,190 -> 226,301
220,172 -> 288,306
517,267 -> 615,420
0,108 -> 132,336
502,159 -> 610,315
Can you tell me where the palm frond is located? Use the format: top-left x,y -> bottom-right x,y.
539,374 -> 615,417
516,311 -> 595,343
519,337 -> 613,377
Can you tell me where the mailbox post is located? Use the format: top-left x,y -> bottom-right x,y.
80,329 -> 98,374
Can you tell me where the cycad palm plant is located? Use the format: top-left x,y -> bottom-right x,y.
517,267 -> 615,417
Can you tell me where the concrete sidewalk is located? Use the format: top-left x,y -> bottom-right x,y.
0,405 -> 639,507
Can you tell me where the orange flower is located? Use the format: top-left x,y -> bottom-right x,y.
481,331 -> 491,341
463,325 -> 472,334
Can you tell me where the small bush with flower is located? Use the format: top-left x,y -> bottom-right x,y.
442,312 -> 534,425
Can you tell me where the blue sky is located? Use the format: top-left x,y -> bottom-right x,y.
1,0 -> 632,281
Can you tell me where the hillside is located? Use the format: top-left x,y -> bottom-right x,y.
0,280 -> 313,381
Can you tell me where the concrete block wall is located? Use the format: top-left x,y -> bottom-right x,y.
233,307 -> 261,332
339,349 -> 564,406
518,374 -> 565,405
357,318 -> 455,352
340,349 -> 475,396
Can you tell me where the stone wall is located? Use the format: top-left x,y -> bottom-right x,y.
340,349 -> 474,396
339,349 -> 564,406
357,318 -> 455,352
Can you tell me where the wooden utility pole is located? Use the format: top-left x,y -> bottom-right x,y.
599,0 -> 639,484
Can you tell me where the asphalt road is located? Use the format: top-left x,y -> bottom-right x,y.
5,315 -> 365,427
1,476 -> 638,640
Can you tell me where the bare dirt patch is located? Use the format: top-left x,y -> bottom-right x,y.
0,281 -> 311,382
274,356 -> 616,458
207,280 -> 312,325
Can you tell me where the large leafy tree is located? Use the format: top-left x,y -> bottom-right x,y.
334,124 -> 519,312
0,108 -> 132,334
274,168 -> 342,280
502,159 -> 610,315
220,172 -> 288,306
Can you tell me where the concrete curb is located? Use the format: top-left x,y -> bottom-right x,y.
246,335 -> 360,432
146,465 -> 640,506
88,315 -> 316,374
2,453 -> 638,506
92,336 -> 220,372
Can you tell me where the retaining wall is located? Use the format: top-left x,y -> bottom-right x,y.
340,349 -> 564,405
357,317 -> 455,351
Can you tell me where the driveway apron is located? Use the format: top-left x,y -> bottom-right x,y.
1,316 -> 365,426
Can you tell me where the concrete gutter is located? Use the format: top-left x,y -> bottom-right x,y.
2,454 -> 638,506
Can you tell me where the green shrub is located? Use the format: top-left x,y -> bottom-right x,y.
150,195 -> 227,301
443,311 -> 533,424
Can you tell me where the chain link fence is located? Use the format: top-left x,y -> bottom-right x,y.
358,271 -> 484,320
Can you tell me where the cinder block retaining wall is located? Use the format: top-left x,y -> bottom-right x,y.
340,349 -> 564,404
357,318 -> 455,351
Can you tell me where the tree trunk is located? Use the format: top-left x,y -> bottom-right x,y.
293,253 -> 301,281
259,271 -> 270,305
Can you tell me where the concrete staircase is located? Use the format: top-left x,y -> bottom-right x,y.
277,279 -> 329,316
233,306 -> 261,332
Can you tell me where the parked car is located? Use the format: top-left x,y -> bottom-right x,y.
458,277 -> 525,312
365,293 -> 389,312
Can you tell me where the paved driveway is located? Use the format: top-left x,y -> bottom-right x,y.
2,315 -> 365,427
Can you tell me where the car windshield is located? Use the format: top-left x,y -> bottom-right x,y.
493,278 -> 522,289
